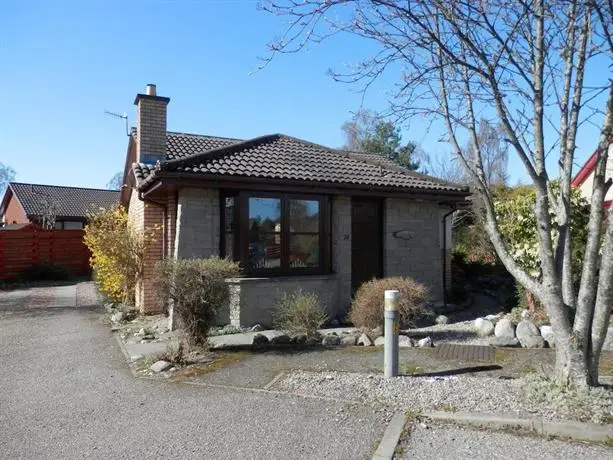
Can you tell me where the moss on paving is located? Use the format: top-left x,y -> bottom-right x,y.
171,351 -> 252,380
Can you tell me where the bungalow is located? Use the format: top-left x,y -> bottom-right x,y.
572,143 -> 613,207
122,84 -> 470,326
1,183 -> 120,229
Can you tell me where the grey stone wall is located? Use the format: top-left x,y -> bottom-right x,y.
174,188 -> 220,259
383,199 -> 443,301
331,196 -> 352,317
222,275 -> 339,327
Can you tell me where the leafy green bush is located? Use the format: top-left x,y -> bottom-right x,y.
154,257 -> 240,345
20,263 -> 75,281
349,277 -> 429,329
273,289 -> 328,338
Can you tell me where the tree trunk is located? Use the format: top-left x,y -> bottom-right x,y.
540,287 -> 589,387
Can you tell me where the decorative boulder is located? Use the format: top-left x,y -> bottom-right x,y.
270,334 -> 292,345
374,337 -> 385,346
474,318 -> 495,337
357,333 -> 373,346
292,333 -> 307,345
417,336 -> 433,348
252,334 -> 270,346
322,334 -> 340,346
539,325 -> 555,348
516,319 -> 541,348
484,314 -> 503,324
494,317 -> 515,339
435,315 -> 449,325
110,311 -> 124,324
340,335 -> 358,347
150,360 -> 172,373
520,335 -> 545,349
398,335 -> 414,348
371,326 -> 384,338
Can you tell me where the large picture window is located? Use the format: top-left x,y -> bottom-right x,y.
221,192 -> 329,275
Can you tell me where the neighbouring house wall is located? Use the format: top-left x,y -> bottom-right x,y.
128,188 -> 165,314
3,194 -> 28,224
174,188 -> 220,259
222,275 -> 339,327
332,195 -> 352,316
578,144 -> 613,202
384,199 -> 444,301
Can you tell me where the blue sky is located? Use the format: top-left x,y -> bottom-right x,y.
0,1 -> 605,190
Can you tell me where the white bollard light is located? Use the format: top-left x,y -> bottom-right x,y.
384,289 -> 400,378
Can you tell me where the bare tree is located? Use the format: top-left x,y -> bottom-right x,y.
341,108 -> 378,151
106,172 -> 123,191
261,0 -> 613,387
468,119 -> 508,186
0,162 -> 15,196
36,197 -> 58,230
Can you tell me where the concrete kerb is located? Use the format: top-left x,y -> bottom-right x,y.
372,412 -> 407,460
422,410 -> 613,443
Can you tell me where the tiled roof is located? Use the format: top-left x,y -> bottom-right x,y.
133,133 -> 468,194
8,183 -> 120,219
165,131 -> 240,160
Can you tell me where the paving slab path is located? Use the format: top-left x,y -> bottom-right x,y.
0,283 -> 386,459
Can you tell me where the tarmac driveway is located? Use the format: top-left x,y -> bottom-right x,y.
0,283 -> 385,459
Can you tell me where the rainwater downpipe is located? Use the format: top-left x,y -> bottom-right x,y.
441,208 -> 457,309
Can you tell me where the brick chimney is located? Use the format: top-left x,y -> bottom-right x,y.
134,84 -> 170,164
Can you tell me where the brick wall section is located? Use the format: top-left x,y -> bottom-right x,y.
224,275 -> 339,327
128,189 -> 165,313
2,193 -> 28,224
135,96 -> 168,164
174,188 -> 220,259
331,196 -> 352,316
384,199 -> 443,301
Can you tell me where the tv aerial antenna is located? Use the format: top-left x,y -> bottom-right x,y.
104,110 -> 130,137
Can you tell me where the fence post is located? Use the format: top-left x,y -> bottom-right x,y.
384,289 -> 400,378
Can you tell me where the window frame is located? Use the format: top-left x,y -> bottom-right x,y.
220,190 -> 331,276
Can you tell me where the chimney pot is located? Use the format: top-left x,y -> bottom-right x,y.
146,84 -> 157,96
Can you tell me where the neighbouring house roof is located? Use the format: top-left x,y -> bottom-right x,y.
572,149 -> 598,187
133,132 -> 469,196
2,183 -> 120,220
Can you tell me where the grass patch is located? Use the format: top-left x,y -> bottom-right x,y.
519,363 -> 536,374
402,364 -> 425,375
171,351 -> 251,379
434,402 -> 458,412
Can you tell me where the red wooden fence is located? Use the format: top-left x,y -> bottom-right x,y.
0,229 -> 91,280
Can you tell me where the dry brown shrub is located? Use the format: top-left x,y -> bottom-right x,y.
349,277 -> 429,329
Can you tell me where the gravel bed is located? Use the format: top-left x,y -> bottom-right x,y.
273,370 -> 589,421
403,423 -> 612,459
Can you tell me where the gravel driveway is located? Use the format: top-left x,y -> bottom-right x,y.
0,282 -> 386,459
